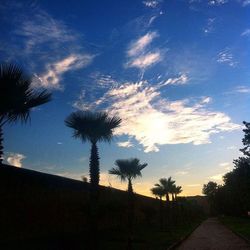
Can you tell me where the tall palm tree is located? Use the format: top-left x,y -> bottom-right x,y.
65,111 -> 121,190
155,177 -> 176,203
109,158 -> 147,249
0,63 -> 51,165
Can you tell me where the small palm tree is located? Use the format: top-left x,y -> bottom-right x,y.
155,177 -> 176,203
151,185 -> 165,230
109,158 -> 147,249
174,185 -> 183,200
0,63 -> 51,165
151,185 -> 165,201
65,111 -> 121,190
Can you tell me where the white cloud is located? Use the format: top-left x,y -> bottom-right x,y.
128,52 -> 162,69
208,0 -> 228,5
217,49 -> 237,67
241,29 -> 250,36
143,0 -> 160,8
227,146 -> 236,150
75,81 -> 240,153
219,162 -> 230,167
33,54 -> 94,89
6,153 -> 26,168
126,31 -> 163,70
186,184 -> 201,187
209,173 -> 224,181
235,86 -> 250,93
161,74 -> 188,86
176,171 -> 189,175
117,141 -> 134,148
242,0 -> 250,7
127,32 -> 158,57
17,10 -> 76,52
203,18 -> 215,34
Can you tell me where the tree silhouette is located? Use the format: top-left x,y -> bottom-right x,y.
174,185 -> 183,200
155,177 -> 176,203
109,158 -> 147,249
151,185 -> 165,230
240,121 -> 250,157
65,111 -> 121,191
0,63 -> 51,165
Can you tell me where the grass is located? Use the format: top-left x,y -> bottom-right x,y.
100,219 -> 203,250
219,216 -> 250,241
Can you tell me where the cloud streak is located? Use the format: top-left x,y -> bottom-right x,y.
75,80 -> 240,152
126,31 -> 163,70
33,54 -> 94,89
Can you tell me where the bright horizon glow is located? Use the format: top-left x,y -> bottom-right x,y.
1,0 -> 249,197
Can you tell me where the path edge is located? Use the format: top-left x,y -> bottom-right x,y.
166,220 -> 205,250
219,218 -> 250,245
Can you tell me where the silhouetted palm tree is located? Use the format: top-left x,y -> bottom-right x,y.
155,177 -> 176,203
109,158 -> 147,249
65,111 -> 121,190
174,185 -> 183,200
151,185 -> 165,230
151,185 -> 165,201
0,63 -> 51,165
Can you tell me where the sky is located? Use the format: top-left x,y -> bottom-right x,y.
1,0 -> 250,197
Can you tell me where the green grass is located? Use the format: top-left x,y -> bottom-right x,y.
100,219 -> 203,250
219,216 -> 250,240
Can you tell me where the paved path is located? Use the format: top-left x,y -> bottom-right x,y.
177,217 -> 250,250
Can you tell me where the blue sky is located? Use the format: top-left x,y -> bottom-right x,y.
1,0 -> 250,196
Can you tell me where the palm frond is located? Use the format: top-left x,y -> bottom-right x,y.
0,63 -> 51,124
65,111 -> 121,143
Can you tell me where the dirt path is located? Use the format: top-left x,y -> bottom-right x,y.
177,217 -> 250,250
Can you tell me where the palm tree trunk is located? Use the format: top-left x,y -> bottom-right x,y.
89,142 -> 100,250
159,196 -> 163,231
127,178 -> 134,250
166,193 -> 169,203
171,193 -> 175,202
89,142 -> 100,190
0,124 -> 3,165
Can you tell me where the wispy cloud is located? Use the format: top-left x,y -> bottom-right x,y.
234,86 -> 250,94
186,184 -> 201,187
142,0 -> 160,8
219,162 -> 230,167
117,141 -> 134,148
75,80 -> 240,153
209,173 -> 224,181
160,74 -> 188,86
208,0 -> 228,6
241,29 -> 250,36
176,171 -> 189,176
128,51 -> 162,69
217,48 -> 237,67
242,0 -> 250,7
203,18 -> 216,34
127,32 -> 158,57
6,153 -> 26,168
1,3 -> 94,90
126,31 -> 163,70
33,54 -> 94,89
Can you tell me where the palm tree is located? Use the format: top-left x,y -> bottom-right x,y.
155,177 -> 176,203
151,185 -> 165,201
65,111 -> 121,191
151,185 -> 165,230
109,158 -> 147,249
174,185 -> 183,200
0,63 -> 51,165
